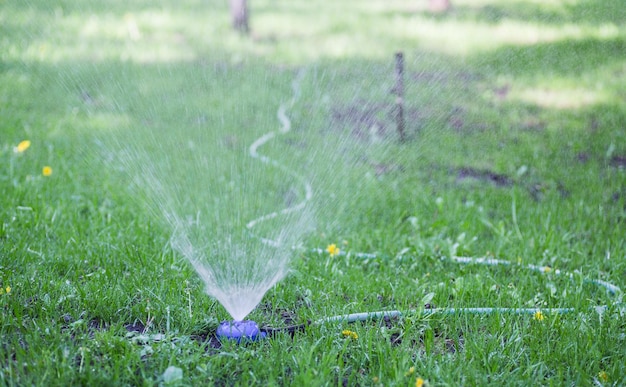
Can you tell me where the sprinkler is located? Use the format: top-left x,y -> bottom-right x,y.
216,320 -> 267,343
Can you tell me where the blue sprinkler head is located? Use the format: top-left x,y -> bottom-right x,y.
216,320 -> 267,343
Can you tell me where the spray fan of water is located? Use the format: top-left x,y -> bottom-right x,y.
96,62 -> 420,340
99,70 -> 313,328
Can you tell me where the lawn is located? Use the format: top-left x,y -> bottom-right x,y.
1,0 -> 625,385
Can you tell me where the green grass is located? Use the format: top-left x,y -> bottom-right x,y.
2,0 -> 626,385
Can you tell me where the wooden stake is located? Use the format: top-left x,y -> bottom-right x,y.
394,52 -> 406,142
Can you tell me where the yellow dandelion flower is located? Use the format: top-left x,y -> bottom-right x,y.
15,140 -> 31,153
533,310 -> 545,321
42,166 -> 53,176
405,366 -> 415,376
416,377 -> 425,387
598,370 -> 608,382
326,243 -> 340,257
543,266 -> 552,273
5,286 -> 10,294
0,289 -> 3,295
341,329 -> 358,339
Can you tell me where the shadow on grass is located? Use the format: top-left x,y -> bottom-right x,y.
470,37 -> 626,77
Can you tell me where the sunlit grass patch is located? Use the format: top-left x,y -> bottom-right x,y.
511,86 -> 609,109
4,0 -> 624,65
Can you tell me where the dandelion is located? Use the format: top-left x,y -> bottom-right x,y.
543,266 -> 552,273
326,243 -> 340,257
415,377 -> 425,387
533,310 -> 545,321
405,366 -> 415,376
14,140 -> 31,153
42,166 -> 52,176
341,329 -> 358,339
598,370 -> 608,382
0,286 -> 9,295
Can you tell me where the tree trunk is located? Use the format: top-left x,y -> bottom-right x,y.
229,0 -> 249,34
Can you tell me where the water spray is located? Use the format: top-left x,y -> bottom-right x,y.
214,70 -> 309,340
